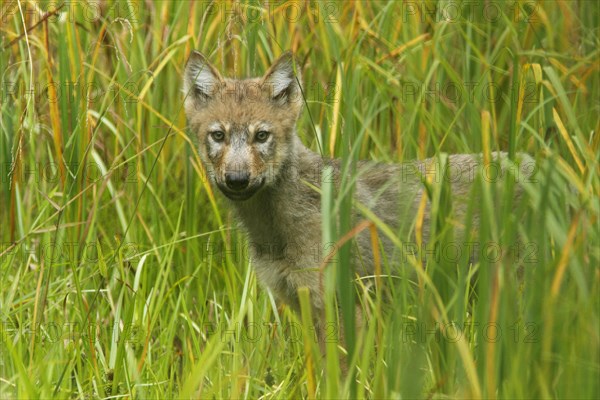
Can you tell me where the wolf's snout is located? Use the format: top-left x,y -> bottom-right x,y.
225,171 -> 250,191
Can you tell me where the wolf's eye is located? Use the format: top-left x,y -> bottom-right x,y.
255,131 -> 270,143
210,131 -> 225,142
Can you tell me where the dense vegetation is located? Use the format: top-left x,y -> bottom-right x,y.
1,1 -> 598,398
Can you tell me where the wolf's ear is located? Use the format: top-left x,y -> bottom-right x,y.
262,51 -> 303,106
183,51 -> 223,102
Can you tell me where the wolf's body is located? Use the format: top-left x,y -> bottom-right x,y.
183,51 -> 533,336
225,141 -> 532,314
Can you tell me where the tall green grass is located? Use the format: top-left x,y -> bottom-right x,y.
1,1 -> 598,398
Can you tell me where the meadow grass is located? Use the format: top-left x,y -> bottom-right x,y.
1,1 -> 598,398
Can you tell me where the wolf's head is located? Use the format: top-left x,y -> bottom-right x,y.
183,51 -> 303,201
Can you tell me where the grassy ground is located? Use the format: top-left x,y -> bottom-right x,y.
1,1 -> 598,398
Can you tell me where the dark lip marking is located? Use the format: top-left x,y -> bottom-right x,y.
216,177 -> 266,201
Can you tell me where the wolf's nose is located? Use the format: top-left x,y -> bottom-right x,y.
225,171 -> 250,191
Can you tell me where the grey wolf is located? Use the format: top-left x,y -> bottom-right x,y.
183,51 -> 534,348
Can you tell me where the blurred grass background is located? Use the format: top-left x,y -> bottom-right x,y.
1,1 -> 598,398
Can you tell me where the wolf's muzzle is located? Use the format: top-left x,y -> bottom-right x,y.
217,177 -> 265,201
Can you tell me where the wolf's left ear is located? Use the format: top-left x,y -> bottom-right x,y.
262,51 -> 303,106
183,51 -> 223,102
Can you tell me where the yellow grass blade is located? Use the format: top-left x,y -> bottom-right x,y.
552,108 -> 584,173
329,64 -> 343,156
44,21 -> 65,186
376,33 -> 430,63
551,212 -> 580,298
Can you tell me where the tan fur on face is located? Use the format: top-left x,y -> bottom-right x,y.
184,52 -> 303,190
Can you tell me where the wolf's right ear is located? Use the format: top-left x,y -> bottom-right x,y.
183,51 -> 223,102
